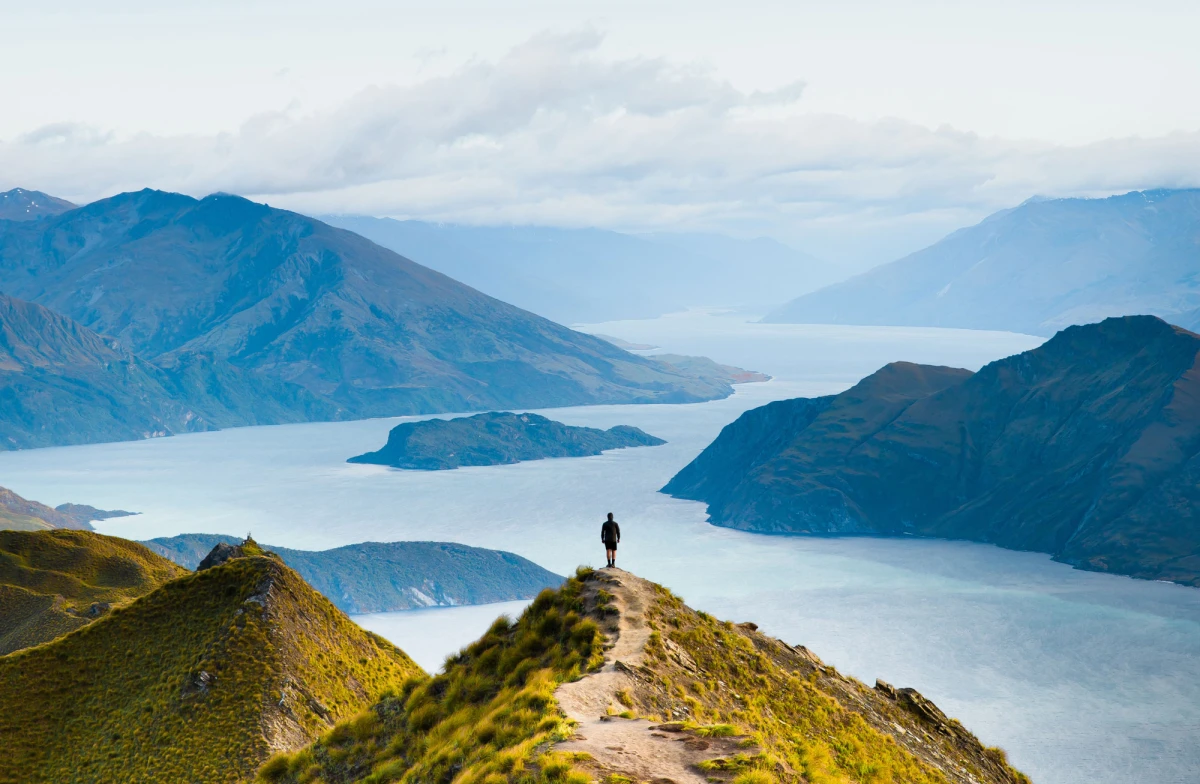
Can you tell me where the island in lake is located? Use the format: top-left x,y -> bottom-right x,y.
349,411 -> 666,470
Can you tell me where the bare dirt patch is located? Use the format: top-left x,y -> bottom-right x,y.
554,569 -> 747,784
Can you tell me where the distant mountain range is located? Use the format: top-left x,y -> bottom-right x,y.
767,189 -> 1200,335
141,533 -> 563,613
320,215 -> 830,323
0,483 -> 133,531
664,316 -> 1200,586
0,188 -> 75,222
0,189 -> 736,448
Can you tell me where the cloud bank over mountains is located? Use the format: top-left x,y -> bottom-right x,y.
4,30 -> 1200,260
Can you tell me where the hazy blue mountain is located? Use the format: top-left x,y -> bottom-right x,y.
0,188 -> 75,222
140,534 -> 562,613
0,190 -> 731,423
0,292 -> 332,449
320,215 -> 827,323
664,316 -> 1200,586
767,189 -> 1200,335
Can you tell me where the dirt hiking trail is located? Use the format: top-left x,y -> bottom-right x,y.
554,568 -> 746,784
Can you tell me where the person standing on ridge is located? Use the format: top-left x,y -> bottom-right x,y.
601,513 -> 621,568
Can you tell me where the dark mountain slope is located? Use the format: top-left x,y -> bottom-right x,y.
0,292 -> 333,449
348,411 -> 665,470
665,316 -> 1200,585
0,188 -> 75,221
0,529 -> 185,655
767,188 -> 1200,335
142,534 -> 563,613
0,190 -> 729,418
0,542 -> 421,784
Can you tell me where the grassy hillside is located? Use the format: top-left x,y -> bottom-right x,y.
0,529 -> 185,654
0,552 -> 422,784
142,534 -> 564,613
258,570 -> 602,784
260,568 -> 1027,784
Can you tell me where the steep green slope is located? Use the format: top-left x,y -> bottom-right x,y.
260,568 -> 1027,784
0,529 -> 186,654
349,411 -> 666,470
665,315 -> 1200,585
142,534 -> 563,613
0,551 -> 422,784
0,292 -> 335,449
0,190 -> 730,422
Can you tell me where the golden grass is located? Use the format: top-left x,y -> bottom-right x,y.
258,568 -> 605,784
0,554 -> 420,784
637,585 -> 1030,784
0,528 -> 187,654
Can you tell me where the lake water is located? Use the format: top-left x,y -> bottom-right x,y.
3,313 -> 1198,784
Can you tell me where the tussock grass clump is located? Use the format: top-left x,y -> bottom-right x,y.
259,574 -> 605,784
640,592 -> 1030,784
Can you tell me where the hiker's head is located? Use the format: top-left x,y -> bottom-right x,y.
607,512 -> 614,521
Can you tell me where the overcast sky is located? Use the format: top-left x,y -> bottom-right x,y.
4,0 -> 1200,264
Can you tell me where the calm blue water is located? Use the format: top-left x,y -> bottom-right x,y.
3,316 -> 1196,784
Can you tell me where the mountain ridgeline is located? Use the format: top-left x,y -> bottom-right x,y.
0,530 -> 1028,784
664,316 -> 1200,586
0,188 -> 75,222
768,188 -> 1200,336
142,534 -> 564,613
0,483 -> 135,532
261,568 -> 1028,784
0,534 -> 421,784
348,411 -> 666,470
0,189 -> 734,449
0,529 -> 187,655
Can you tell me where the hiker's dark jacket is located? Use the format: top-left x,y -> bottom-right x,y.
601,520 -> 620,545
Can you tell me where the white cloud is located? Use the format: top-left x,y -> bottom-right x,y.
3,29 -> 1200,264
